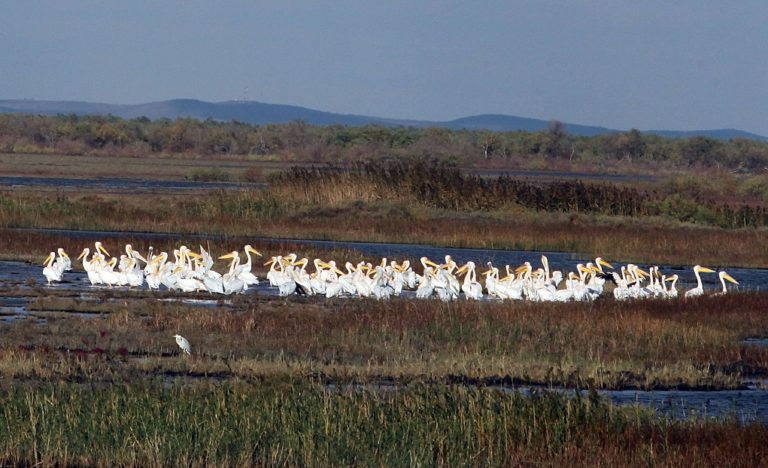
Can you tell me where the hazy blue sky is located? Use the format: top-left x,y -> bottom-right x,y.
4,1 -> 768,134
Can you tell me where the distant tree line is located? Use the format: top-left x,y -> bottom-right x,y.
1,113 -> 768,171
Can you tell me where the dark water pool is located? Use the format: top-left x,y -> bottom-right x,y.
0,176 -> 265,192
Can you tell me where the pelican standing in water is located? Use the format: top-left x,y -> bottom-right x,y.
715,271 -> 739,295
77,248 -> 103,285
684,265 -> 715,298
42,252 -> 64,284
663,274 -> 679,299
219,251 -> 247,295
456,261 -> 483,300
56,248 -> 72,271
238,245 -> 262,287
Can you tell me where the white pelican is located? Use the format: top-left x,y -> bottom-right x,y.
440,256 -> 461,299
124,258 -> 144,287
42,252 -> 64,284
684,265 -> 715,298
125,244 -> 148,266
337,262 -> 359,296
503,265 -> 527,300
77,248 -> 100,285
715,271 -> 738,295
416,267 -> 436,299
159,254 -> 180,291
456,261 -> 483,300
219,251 -> 246,295
432,268 -> 457,302
185,250 -> 224,294
586,258 -> 612,298
611,266 -> 628,300
94,242 -> 110,258
482,264 -> 501,299
626,265 -> 649,299
265,256 -> 289,287
594,257 -> 613,274
291,258 -> 315,295
145,254 -> 165,289
371,266 -> 394,300
56,248 -> 72,271
554,273 -> 578,302
97,257 -> 125,287
570,265 -> 591,301
173,267 -> 207,292
662,274 -> 679,299
401,260 -> 417,289
238,245 -> 262,287
350,262 -> 373,298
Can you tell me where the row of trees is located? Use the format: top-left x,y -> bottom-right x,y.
1,113 -> 768,171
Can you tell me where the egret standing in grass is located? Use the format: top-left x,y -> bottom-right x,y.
174,334 -> 192,355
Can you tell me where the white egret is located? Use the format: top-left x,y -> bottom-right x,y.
174,334 -> 192,355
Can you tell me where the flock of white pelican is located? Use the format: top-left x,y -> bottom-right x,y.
41,242 -> 740,301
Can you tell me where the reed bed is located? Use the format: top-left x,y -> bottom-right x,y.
4,156 -> 768,267
0,380 -> 766,467
1,292 -> 766,390
2,189 -> 768,267
270,161 -> 768,228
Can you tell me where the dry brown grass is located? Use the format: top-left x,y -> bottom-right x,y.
2,187 -> 768,267
0,152 -> 297,182
1,290 -> 766,389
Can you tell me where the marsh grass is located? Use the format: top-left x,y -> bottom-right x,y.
4,177 -> 768,267
270,161 -> 768,227
0,380 -> 766,466
2,292 -> 766,390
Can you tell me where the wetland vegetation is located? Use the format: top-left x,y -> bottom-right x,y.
2,114 -> 768,464
2,381 -> 767,466
1,287 -> 767,465
2,289 -> 767,392
2,159 -> 768,267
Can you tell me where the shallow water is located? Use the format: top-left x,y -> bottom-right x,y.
512,383 -> 768,424
328,381 -> 768,424
0,175 -> 265,192
743,337 -> 768,347
0,170 -> 654,193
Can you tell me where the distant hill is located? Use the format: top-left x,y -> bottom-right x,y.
645,128 -> 768,141
0,98 -> 765,141
436,114 -> 617,136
